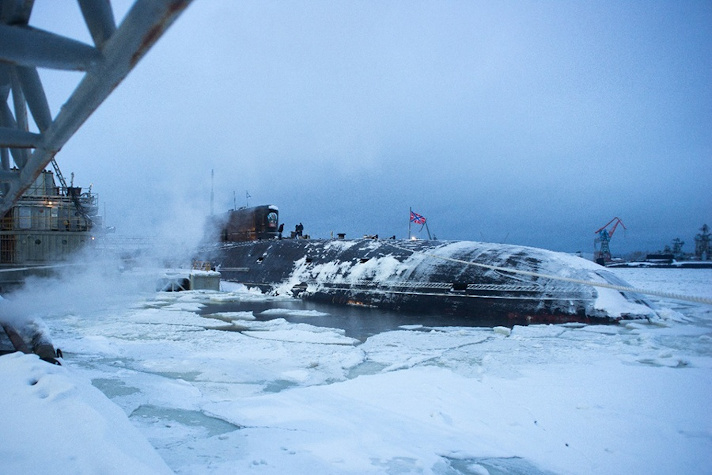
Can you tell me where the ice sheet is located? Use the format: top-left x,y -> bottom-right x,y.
1,267 -> 710,474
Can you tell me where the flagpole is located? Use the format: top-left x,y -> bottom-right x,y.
408,207 -> 412,240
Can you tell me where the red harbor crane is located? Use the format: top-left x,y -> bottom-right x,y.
594,217 -> 626,265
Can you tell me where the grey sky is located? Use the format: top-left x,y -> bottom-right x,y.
31,1 -> 711,255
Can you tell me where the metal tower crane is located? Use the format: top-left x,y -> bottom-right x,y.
0,0 -> 193,216
594,217 -> 626,265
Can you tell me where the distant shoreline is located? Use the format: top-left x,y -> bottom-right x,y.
607,261 -> 712,269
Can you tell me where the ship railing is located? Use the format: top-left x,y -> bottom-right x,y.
316,279 -> 593,297
58,187 -> 98,203
0,213 -> 93,232
192,260 -> 213,271
13,183 -> 98,203
1,193 -> 98,216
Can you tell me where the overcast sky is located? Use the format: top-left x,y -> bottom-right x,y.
29,1 -> 711,255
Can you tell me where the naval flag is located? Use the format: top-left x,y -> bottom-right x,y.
410,210 -> 426,225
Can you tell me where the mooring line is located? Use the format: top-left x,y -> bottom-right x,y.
384,241 -> 712,306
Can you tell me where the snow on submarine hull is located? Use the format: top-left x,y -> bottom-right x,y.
201,206 -> 656,326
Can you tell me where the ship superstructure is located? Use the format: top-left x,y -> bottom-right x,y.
0,169 -> 99,288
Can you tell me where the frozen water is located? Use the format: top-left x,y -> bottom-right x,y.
1,267 -> 711,474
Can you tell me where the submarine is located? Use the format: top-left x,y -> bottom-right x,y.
199,205 -> 656,326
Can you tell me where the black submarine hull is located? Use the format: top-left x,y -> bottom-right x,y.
202,237 -> 656,326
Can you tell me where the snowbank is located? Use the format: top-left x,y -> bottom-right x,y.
0,353 -> 171,474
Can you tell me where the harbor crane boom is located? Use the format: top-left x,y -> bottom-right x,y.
595,217 -> 626,238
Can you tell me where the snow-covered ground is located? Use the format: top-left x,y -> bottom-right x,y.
1,267 -> 711,474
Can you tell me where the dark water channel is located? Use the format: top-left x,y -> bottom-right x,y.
198,299 -> 484,342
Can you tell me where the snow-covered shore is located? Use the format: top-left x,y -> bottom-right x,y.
1,268 -> 711,474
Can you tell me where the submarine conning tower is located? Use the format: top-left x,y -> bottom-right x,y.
206,205 -> 280,243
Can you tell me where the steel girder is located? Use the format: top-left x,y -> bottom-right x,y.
0,0 -> 193,216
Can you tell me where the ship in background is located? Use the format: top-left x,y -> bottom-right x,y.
0,168 -> 100,291
200,205 -> 657,326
